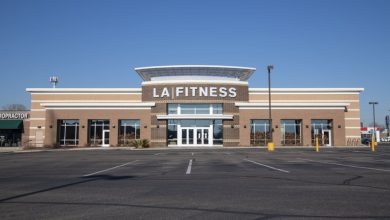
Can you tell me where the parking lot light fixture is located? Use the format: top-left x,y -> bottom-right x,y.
267,65 -> 274,151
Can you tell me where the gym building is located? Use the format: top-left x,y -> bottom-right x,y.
26,65 -> 363,148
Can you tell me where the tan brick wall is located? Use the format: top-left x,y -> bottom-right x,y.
43,109 -> 151,147
239,109 -> 346,147
22,120 -> 30,147
31,94 -> 142,101
27,86 -> 362,147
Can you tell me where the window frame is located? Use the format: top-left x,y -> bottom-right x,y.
57,119 -> 80,146
167,104 -> 223,115
118,119 -> 141,146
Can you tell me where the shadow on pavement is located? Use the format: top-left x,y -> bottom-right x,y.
0,175 -> 135,203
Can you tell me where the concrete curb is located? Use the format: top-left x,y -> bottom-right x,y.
0,145 -> 372,153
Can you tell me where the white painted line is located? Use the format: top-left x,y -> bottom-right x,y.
186,159 -> 193,175
300,158 -> 390,172
154,153 -> 164,155
83,160 -> 138,177
243,159 -> 290,173
223,152 -> 232,155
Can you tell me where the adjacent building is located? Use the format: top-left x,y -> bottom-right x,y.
0,111 -> 29,147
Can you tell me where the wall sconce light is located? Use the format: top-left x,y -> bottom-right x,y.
144,125 -> 147,128
275,125 -> 278,128
244,125 -> 247,128
49,125 -> 53,128
306,125 -> 309,128
157,125 -> 160,128
37,126 -> 41,129
231,125 -> 234,128
338,125 -> 341,128
112,125 -> 116,128
82,125 -> 85,128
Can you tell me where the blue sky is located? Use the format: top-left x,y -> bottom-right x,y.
0,0 -> 389,125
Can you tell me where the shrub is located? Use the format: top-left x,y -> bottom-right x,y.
131,139 -> 150,148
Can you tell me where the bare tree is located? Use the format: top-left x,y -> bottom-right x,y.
2,104 -> 28,111
368,122 -> 384,130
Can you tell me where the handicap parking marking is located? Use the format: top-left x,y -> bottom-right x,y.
298,158 -> 390,172
243,159 -> 290,173
83,160 -> 139,177
186,159 -> 193,175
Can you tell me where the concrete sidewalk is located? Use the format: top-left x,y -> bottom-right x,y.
0,145 -> 370,153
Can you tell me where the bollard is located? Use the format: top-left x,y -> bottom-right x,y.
315,137 -> 319,152
267,142 -> 274,152
371,134 -> 375,152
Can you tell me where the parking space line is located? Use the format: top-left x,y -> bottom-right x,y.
299,158 -> 390,172
186,159 -> 193,174
243,159 -> 290,173
154,153 -> 165,156
83,160 -> 138,177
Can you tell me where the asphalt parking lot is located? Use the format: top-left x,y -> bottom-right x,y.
0,146 -> 390,219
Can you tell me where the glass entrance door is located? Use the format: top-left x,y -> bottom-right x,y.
322,130 -> 332,146
179,127 -> 212,146
102,130 -> 110,147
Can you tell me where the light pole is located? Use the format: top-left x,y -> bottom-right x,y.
369,101 -> 378,141
267,65 -> 274,148
386,112 -> 389,137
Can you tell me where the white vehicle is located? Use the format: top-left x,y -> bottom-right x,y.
381,137 -> 390,142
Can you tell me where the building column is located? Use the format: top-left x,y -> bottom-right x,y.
302,119 -> 312,146
79,119 -> 88,147
110,119 -> 118,147
273,120 -> 281,146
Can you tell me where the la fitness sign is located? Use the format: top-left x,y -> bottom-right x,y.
153,86 -> 237,98
0,112 -> 29,120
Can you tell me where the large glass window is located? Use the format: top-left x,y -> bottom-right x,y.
88,120 -> 109,146
281,120 -> 302,146
168,120 -> 178,145
212,120 -> 223,145
181,104 -> 196,114
250,120 -> 271,146
311,120 -> 332,146
57,120 -> 79,146
167,104 -> 223,115
212,104 -> 223,114
118,120 -> 140,146
168,104 -> 178,114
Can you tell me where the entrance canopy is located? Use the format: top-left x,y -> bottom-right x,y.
135,65 -> 256,81
0,120 -> 23,129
